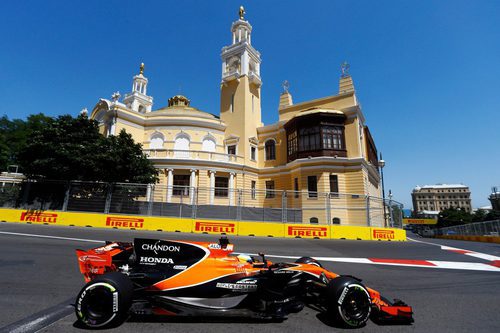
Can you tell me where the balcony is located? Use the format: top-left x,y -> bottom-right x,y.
144,149 -> 243,164
248,71 -> 262,86
222,69 -> 240,83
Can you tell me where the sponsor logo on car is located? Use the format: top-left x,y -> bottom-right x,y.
338,286 -> 349,305
106,217 -> 144,229
142,241 -> 181,254
287,226 -> 328,237
237,279 -> 257,284
112,292 -> 119,313
139,257 -> 174,265
216,283 -> 257,291
20,211 -> 58,223
372,229 -> 395,240
195,221 -> 236,234
94,243 -> 118,253
208,243 -> 234,251
274,270 -> 296,274
78,255 -> 108,263
173,265 -> 188,270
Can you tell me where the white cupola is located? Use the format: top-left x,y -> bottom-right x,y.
221,6 -> 261,86
123,63 -> 153,113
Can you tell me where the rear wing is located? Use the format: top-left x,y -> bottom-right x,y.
76,242 -> 132,282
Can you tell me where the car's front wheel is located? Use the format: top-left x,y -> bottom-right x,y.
75,272 -> 133,329
325,276 -> 371,328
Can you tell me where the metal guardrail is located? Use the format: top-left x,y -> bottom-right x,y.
437,220 -> 500,236
0,179 -> 404,227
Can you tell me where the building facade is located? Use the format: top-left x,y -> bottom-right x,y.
89,10 -> 383,226
412,184 -> 472,214
489,186 -> 500,211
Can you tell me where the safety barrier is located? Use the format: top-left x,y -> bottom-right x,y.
0,208 -> 407,241
436,235 -> 500,244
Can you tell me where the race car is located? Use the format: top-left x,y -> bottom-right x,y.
75,237 -> 413,329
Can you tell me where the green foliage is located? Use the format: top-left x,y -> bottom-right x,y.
472,209 -> 487,222
17,115 -> 158,183
0,113 -> 52,171
485,210 -> 500,221
437,207 -> 473,228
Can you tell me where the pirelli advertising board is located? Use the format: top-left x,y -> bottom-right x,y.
285,224 -> 330,239
1,208 -> 407,241
403,218 -> 437,225
194,221 -> 238,235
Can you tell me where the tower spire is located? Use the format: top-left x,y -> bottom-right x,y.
239,6 -> 245,20
339,61 -> 355,94
123,62 -> 153,113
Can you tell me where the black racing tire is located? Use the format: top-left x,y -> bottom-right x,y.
295,256 -> 323,268
75,272 -> 134,329
325,276 -> 371,328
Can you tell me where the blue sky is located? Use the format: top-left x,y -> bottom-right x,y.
1,0 -> 499,208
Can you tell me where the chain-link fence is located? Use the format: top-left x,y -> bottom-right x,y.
437,220 -> 500,236
1,179 -> 404,227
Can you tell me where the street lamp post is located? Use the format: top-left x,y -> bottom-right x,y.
388,189 -> 394,227
379,153 -> 387,227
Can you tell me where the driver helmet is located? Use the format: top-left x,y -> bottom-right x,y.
236,254 -> 253,264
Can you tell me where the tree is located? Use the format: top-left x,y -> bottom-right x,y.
485,210 -> 500,221
472,209 -> 487,222
437,207 -> 473,228
18,115 -> 158,183
0,113 -> 52,172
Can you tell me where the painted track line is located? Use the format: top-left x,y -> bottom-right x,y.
0,298 -> 74,333
248,254 -> 500,272
408,237 -> 500,262
0,231 -> 103,244
2,231 -> 499,272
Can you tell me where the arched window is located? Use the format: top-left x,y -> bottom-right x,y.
174,133 -> 190,158
150,132 -> 164,149
202,136 -> 216,152
265,140 -> 276,160
138,105 -> 146,113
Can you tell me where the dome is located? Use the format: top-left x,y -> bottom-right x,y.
168,95 -> 190,107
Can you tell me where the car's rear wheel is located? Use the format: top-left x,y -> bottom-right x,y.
326,276 -> 371,328
75,272 -> 133,329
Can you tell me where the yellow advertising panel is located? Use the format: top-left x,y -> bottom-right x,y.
331,226 -> 371,240
403,218 -> 437,225
239,221 -> 284,237
285,224 -> 330,239
370,227 -> 406,241
192,219 -> 239,236
0,208 -> 406,241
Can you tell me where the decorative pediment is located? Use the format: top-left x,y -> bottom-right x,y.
224,134 -> 240,145
248,136 -> 259,145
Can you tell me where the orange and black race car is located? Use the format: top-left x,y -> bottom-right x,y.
75,237 -> 413,329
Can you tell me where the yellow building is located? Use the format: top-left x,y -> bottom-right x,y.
90,9 -> 384,226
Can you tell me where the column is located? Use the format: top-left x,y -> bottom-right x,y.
209,170 -> 216,205
166,168 -> 173,203
229,172 -> 235,206
241,51 -> 249,76
190,169 -> 197,205
109,115 -> 117,136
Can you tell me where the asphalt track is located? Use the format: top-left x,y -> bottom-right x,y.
0,223 -> 499,332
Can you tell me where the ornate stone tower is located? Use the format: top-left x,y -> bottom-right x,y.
220,7 -> 262,161
123,63 -> 153,113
